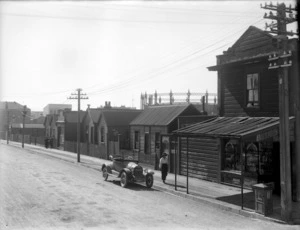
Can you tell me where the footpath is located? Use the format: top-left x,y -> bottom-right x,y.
2,141 -> 300,225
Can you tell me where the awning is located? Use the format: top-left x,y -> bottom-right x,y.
173,116 -> 295,142
207,53 -> 271,71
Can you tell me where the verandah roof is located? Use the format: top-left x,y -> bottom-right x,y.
174,116 -> 295,140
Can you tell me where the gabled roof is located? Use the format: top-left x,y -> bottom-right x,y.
130,104 -> 201,126
174,116 -> 295,140
207,26 -> 278,71
88,109 -> 102,123
102,109 -> 142,126
64,111 -> 85,123
229,26 -> 274,54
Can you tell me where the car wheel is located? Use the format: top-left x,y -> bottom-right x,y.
102,166 -> 108,181
120,171 -> 128,188
146,174 -> 153,188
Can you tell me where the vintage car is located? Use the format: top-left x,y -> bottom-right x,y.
101,155 -> 154,188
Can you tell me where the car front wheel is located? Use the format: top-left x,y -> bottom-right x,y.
120,171 -> 128,188
146,174 -> 153,188
102,166 -> 108,181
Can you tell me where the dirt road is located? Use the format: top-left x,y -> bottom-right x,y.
0,144 -> 297,230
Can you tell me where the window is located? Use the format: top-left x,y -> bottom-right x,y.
245,143 -> 259,175
155,132 -> 160,149
246,73 -> 259,108
144,132 -> 150,154
90,127 -> 94,144
134,131 -> 139,149
224,141 -> 240,171
100,127 -> 105,143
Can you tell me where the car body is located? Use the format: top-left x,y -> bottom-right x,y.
101,155 -> 154,188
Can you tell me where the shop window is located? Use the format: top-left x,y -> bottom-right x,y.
258,142 -> 273,176
245,143 -> 259,176
246,73 -> 259,108
224,141 -> 240,171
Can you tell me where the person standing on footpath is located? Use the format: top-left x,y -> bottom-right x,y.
159,152 -> 168,183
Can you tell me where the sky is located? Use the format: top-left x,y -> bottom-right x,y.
0,0 -> 298,112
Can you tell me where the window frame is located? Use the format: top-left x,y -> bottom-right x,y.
245,73 -> 260,109
134,131 -> 139,149
100,126 -> 105,143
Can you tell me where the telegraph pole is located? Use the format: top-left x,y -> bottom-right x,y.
22,105 -> 27,148
262,2 -> 298,222
68,88 -> 88,162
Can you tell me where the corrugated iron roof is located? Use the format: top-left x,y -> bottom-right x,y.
102,109 -> 142,126
65,111 -> 85,123
130,104 -> 199,126
89,109 -> 102,123
174,117 -> 295,139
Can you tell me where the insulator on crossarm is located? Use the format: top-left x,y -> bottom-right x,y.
270,2 -> 273,7
270,11 -> 273,16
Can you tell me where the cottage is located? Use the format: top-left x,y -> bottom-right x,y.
64,110 -> 85,152
130,104 -> 203,168
98,108 -> 142,159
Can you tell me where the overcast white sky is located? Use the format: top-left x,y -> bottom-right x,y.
0,0 -> 298,111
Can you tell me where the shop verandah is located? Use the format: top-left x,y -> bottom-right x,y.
162,116 -> 298,220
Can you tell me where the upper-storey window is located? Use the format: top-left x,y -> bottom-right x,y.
246,73 -> 259,108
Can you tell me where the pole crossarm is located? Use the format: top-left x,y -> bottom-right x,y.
261,1 -> 297,222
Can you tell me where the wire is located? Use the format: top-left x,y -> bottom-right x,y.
0,10 -> 261,25
87,18 -> 264,96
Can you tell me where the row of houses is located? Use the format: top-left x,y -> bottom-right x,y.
1,25 -> 299,211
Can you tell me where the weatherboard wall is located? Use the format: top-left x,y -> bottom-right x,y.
179,136 -> 220,182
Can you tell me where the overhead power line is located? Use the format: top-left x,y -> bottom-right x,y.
87,18 -> 264,96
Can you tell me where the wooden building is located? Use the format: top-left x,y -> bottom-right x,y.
10,123 -> 45,145
174,117 -> 294,191
172,26 -> 299,202
130,104 -> 202,167
98,109 -> 142,159
63,110 -> 85,152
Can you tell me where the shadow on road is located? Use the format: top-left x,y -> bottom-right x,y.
102,180 -> 156,191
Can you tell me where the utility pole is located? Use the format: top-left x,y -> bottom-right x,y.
6,102 -> 9,144
262,2 -> 298,222
22,105 -> 27,148
68,88 -> 88,162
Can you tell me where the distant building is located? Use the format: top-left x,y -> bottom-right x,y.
0,101 -> 31,139
30,111 -> 43,120
43,104 -> 72,116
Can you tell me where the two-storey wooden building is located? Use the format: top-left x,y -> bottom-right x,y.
173,26 -> 299,200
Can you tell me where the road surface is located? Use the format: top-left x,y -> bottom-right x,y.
0,143 -> 298,230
